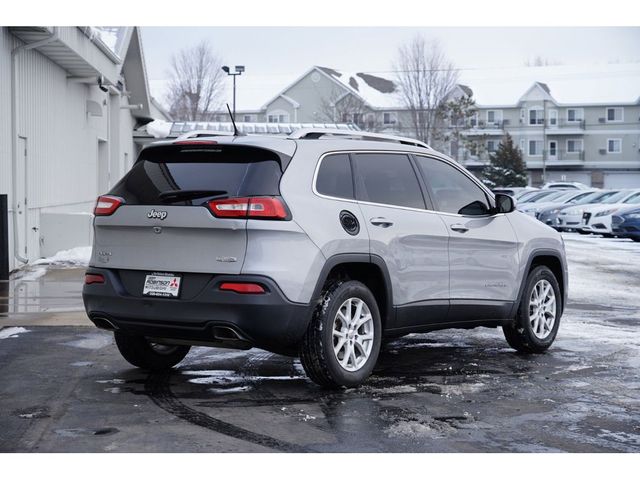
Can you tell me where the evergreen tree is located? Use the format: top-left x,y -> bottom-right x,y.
481,133 -> 528,188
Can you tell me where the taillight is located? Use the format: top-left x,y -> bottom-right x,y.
174,140 -> 218,145
94,195 -> 123,216
219,282 -> 266,294
207,197 -> 288,220
85,273 -> 105,285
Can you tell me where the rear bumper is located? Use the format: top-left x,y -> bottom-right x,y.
82,267 -> 313,354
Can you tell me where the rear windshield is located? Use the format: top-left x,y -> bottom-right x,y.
109,144 -> 283,206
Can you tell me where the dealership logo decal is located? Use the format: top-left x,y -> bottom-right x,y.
147,209 -> 168,220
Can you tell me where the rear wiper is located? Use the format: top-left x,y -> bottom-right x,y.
158,189 -> 228,202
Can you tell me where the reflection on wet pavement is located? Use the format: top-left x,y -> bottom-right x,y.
1,267 -> 85,319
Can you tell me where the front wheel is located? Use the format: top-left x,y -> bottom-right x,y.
300,280 -> 382,388
114,331 -> 191,371
503,266 -> 562,353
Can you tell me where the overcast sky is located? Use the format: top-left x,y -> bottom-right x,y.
141,27 -> 640,105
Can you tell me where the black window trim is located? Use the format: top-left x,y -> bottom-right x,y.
313,149 -> 495,216
412,153 -> 497,217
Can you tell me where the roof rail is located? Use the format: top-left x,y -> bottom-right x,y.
288,128 -> 430,149
175,130 -> 234,141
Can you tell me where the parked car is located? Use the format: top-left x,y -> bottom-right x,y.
540,190 -> 621,231
532,190 -> 599,226
517,190 -> 573,216
612,207 -> 640,242
542,181 -> 590,190
580,190 -> 640,236
516,190 -> 567,210
492,187 -> 538,199
519,190 -> 594,218
82,129 -> 568,388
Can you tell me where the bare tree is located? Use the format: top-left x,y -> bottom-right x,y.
318,88 -> 382,131
395,36 -> 459,144
166,41 -> 225,121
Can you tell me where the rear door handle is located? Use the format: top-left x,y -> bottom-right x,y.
450,223 -> 469,233
370,217 -> 394,228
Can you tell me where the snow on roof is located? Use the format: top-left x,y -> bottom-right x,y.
317,66 -> 400,109
88,27 -> 128,58
458,63 -> 640,106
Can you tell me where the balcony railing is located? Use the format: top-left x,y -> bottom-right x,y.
545,149 -> 585,161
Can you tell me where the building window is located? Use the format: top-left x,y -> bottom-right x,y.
487,140 -> 499,153
607,138 -> 622,153
267,111 -> 289,123
520,139 -> 526,153
567,139 -> 583,153
567,108 -> 583,122
528,140 -> 543,156
529,108 -> 544,125
383,112 -> 397,125
606,107 -> 623,122
242,115 -> 254,122
468,112 -> 479,127
343,113 -> 363,125
486,110 -> 502,126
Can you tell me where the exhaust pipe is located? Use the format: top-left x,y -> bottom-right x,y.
92,316 -> 118,331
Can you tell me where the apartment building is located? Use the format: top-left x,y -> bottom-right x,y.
203,63 -> 640,188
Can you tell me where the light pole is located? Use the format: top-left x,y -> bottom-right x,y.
221,65 -> 245,118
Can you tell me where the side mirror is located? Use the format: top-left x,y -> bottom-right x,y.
494,193 -> 516,214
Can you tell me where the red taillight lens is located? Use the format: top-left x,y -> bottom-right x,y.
85,273 -> 105,285
94,195 -> 123,216
219,282 -> 266,294
207,197 -> 288,220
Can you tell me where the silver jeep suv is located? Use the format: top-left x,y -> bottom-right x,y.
83,129 -> 568,388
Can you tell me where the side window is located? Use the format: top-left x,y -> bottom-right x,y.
353,153 -> 425,209
315,154 -> 354,199
415,156 -> 491,215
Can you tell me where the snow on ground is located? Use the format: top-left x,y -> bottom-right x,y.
32,246 -> 91,267
561,233 -> 640,308
0,327 -> 30,340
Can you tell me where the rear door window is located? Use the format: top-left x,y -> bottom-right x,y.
109,144 -> 283,205
316,154 -> 354,199
352,153 -> 425,209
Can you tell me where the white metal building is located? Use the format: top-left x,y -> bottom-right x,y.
0,26 -> 169,271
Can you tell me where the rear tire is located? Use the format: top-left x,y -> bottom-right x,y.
114,331 -> 190,371
503,266 -> 562,354
300,280 -> 382,388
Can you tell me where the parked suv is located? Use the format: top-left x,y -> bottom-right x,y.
83,129 -> 568,388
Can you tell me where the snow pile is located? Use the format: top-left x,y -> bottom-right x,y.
0,327 -> 30,340
32,246 -> 92,267
146,119 -> 173,139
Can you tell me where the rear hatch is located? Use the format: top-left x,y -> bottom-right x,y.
92,141 -> 288,276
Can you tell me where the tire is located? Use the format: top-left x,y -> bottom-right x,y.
300,280 -> 382,388
578,229 -> 589,235
633,237 -> 640,243
602,233 -> 615,238
114,331 -> 191,371
503,266 -> 562,354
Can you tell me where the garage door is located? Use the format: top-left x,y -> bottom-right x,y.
604,172 -> 640,189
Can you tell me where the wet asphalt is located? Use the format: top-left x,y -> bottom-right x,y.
0,234 -> 639,452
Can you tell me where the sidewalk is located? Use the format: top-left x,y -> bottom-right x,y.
0,266 -> 91,327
